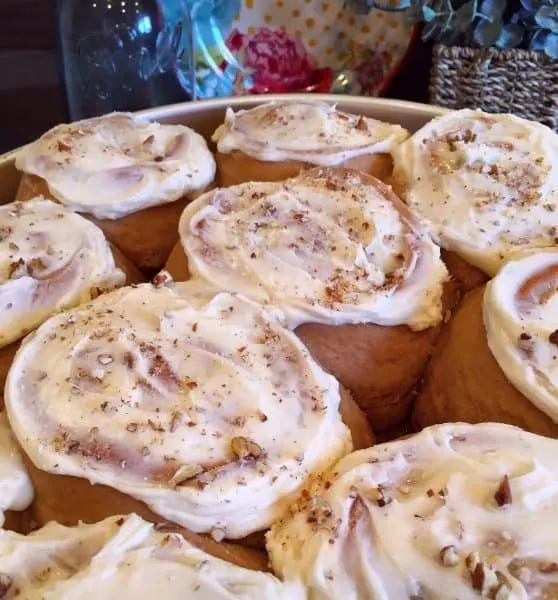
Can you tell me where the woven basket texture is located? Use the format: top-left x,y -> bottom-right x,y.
429,45 -> 558,130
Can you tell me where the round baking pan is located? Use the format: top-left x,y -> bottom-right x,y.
0,95 -> 446,206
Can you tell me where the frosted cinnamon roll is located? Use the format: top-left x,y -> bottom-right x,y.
0,412 -> 33,530
0,514 -> 304,597
212,101 -> 409,186
414,251 -> 558,437
168,167 -> 449,431
392,109 -> 558,292
268,422 -> 558,600
15,113 -> 216,272
0,198 -> 139,392
5,280 -> 356,539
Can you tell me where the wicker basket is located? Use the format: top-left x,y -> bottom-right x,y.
429,45 -> 558,130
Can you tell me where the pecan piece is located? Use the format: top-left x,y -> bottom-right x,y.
152,270 -> 173,288
231,436 -> 263,460
494,475 -> 512,507
0,573 -> 12,599
171,463 -> 204,486
440,545 -> 459,567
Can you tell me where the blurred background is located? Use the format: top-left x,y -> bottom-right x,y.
2,0 -> 556,154
0,0 -> 432,154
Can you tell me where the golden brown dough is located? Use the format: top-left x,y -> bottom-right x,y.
413,286 -> 558,437
215,150 -> 394,187
23,455 -> 268,571
16,173 -> 189,275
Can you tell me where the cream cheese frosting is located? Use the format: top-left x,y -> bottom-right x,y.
0,198 -> 124,348
0,513 -> 305,599
484,251 -> 558,424
0,412 -> 33,527
393,109 -> 558,276
15,113 -> 216,220
212,101 -> 409,166
179,168 -> 448,330
5,280 -> 351,538
267,422 -> 558,600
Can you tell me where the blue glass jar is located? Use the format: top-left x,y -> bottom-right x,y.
55,0 -> 191,120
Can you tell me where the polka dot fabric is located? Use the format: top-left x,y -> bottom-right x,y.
223,0 -> 414,97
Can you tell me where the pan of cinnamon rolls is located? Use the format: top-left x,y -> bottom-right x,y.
1,95 -> 557,599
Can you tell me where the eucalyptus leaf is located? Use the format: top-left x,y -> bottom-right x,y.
535,5 -> 558,32
520,0 -> 542,11
454,0 -> 476,33
544,31 -> 558,56
422,19 -> 441,39
422,5 -> 438,21
495,22 -> 525,47
479,0 -> 506,21
529,27 -> 548,49
473,18 -> 503,45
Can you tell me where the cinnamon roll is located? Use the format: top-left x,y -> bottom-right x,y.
168,167 -> 449,431
392,109 -> 558,293
414,251 -> 558,437
0,412 -> 33,531
15,113 -> 216,273
5,280 -> 356,539
212,101 -> 409,186
267,422 -> 558,600
0,198 -> 138,392
0,513 -> 304,597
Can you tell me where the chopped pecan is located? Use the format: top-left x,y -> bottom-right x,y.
171,463 -> 204,486
440,545 -> 460,567
539,561 -> 558,573
307,498 -> 333,527
152,270 -> 173,288
471,561 -> 499,595
57,139 -> 72,152
548,330 -> 558,346
494,475 -> 512,507
355,116 -> 368,132
8,258 -> 26,279
27,257 -> 47,276
0,573 -> 12,599
231,436 -> 263,460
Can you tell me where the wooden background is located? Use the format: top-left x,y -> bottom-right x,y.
0,0 -> 430,154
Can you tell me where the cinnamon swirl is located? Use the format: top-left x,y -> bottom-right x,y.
414,251 -> 558,437
0,198 -> 137,392
392,109 -> 558,292
0,513 -> 304,597
15,113 -> 216,273
5,280 -> 354,539
212,101 -> 409,186
0,412 -> 33,531
267,422 -> 558,600
168,167 -> 449,431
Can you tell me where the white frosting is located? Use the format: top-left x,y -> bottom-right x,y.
484,251 -> 558,423
0,198 -> 124,348
0,413 -> 33,527
213,101 -> 409,166
15,113 -> 216,220
0,513 -> 305,599
180,168 -> 447,330
267,423 -> 558,600
5,281 -> 351,538
393,109 -> 558,276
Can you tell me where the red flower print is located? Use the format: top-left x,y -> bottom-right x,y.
227,27 -> 332,94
